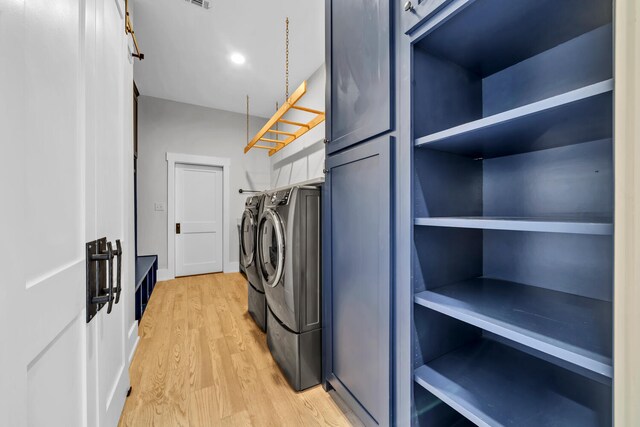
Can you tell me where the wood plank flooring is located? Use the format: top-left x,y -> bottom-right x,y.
119,273 -> 361,427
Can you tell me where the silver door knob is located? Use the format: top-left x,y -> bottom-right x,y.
404,1 -> 414,12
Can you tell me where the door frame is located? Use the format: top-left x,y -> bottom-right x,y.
166,152 -> 231,279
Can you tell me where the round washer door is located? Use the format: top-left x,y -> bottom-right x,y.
258,209 -> 285,288
240,209 -> 256,267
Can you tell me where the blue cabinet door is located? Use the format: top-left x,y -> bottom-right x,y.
400,0 -> 454,34
326,0 -> 393,154
323,136 -> 393,426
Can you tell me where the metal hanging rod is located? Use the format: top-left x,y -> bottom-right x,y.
238,189 -> 263,194
125,0 -> 144,60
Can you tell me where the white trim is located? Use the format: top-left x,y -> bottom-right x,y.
614,1 -> 640,424
166,153 -> 232,279
270,177 -> 325,192
227,261 -> 240,273
128,336 -> 140,364
156,268 -> 173,282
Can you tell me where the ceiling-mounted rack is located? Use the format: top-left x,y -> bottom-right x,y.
244,81 -> 325,156
244,17 -> 325,157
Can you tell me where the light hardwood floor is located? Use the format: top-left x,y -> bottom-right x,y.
119,273 -> 361,427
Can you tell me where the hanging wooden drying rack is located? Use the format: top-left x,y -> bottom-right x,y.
244,81 -> 325,156
244,18 -> 325,156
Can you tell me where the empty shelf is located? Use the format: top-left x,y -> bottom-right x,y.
415,278 -> 612,376
417,0 -> 612,76
414,80 -> 613,158
414,216 -> 613,235
414,339 -> 612,427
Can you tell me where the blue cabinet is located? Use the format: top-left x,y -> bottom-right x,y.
323,136 -> 393,426
400,0 -> 453,34
326,0 -> 393,154
325,0 -> 396,424
400,0 -> 615,425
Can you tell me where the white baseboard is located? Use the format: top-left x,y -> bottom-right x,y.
224,262 -> 240,273
127,321 -> 139,363
158,265 -> 238,279
128,335 -> 140,364
157,268 -> 173,281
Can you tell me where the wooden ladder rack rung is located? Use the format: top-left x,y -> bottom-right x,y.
260,137 -> 285,144
290,105 -> 324,115
268,129 -> 297,137
278,119 -> 309,128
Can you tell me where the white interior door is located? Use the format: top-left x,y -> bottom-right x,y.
0,0 -> 135,425
175,163 -> 224,276
85,0 -> 134,426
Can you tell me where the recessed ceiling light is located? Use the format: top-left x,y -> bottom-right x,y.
230,52 -> 246,65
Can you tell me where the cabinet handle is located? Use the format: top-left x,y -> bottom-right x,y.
176,223 -> 181,234
113,240 -> 122,305
404,1 -> 414,12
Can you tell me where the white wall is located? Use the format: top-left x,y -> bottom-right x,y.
270,65 -> 326,187
137,96 -> 271,275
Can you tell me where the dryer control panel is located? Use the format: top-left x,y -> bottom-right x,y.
269,189 -> 293,206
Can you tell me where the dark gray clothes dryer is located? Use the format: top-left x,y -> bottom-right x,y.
258,186 -> 322,391
240,194 -> 266,331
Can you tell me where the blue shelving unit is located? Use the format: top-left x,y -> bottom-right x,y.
135,255 -> 158,322
406,0 -> 614,425
414,339 -> 612,427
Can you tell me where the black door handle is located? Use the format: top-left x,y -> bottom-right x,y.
90,241 -> 114,313
113,240 -> 122,304
105,241 -> 115,313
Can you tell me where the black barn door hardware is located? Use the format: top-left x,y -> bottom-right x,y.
86,238 -> 115,322
113,239 -> 123,304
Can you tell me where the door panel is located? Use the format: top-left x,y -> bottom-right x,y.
91,0 -> 131,425
324,136 -> 393,426
3,0 -> 134,425
20,0 -> 88,426
27,317 -> 84,427
327,0 -> 393,153
176,164 -> 224,276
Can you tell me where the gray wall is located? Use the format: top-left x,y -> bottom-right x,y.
270,65 -> 326,187
137,96 -> 271,273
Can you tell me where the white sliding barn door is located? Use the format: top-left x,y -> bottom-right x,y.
85,0 -> 135,426
175,164 -> 224,276
0,0 -> 135,425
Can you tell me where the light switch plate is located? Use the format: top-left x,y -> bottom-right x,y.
154,202 -> 165,212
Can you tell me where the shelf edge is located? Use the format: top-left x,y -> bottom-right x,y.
414,79 -> 614,148
414,290 -> 613,377
414,217 -> 613,235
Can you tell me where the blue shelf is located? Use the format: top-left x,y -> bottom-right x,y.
414,80 -> 613,158
415,278 -> 612,377
414,216 -> 613,235
135,255 -> 157,291
417,0 -> 612,77
414,339 -> 612,427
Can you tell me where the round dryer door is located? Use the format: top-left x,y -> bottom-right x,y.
240,209 -> 256,267
258,209 -> 285,288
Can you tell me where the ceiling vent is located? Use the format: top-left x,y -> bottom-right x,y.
186,0 -> 211,9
